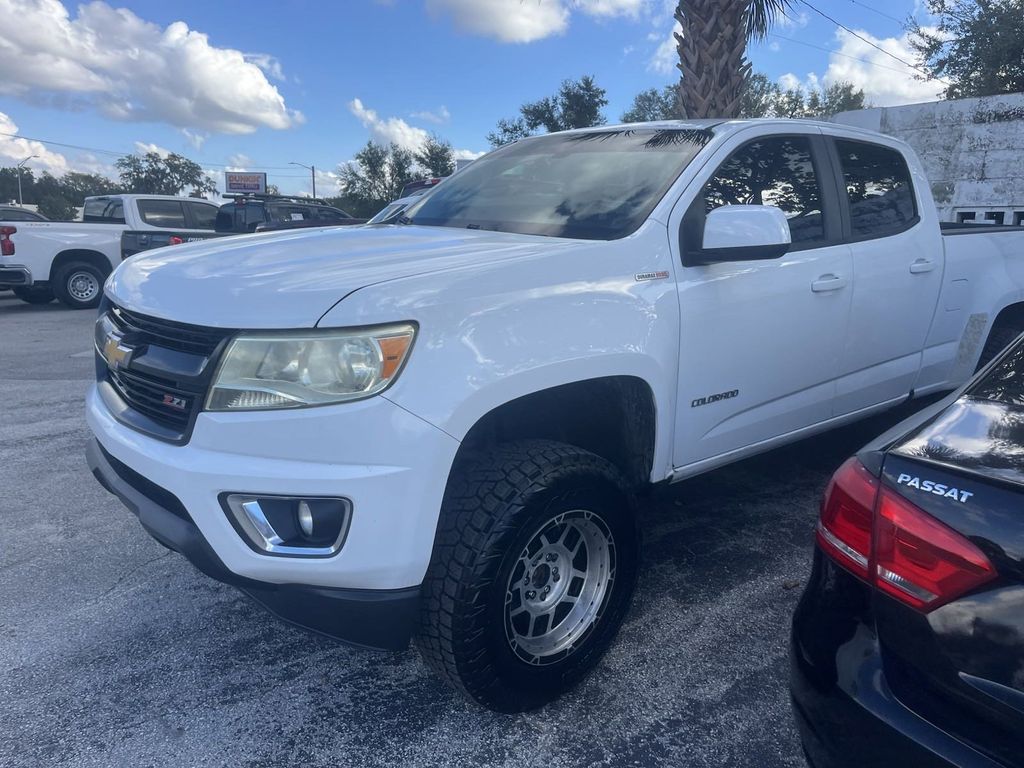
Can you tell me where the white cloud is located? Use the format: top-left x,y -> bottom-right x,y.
782,28 -> 944,108
409,106 -> 451,125
350,98 -> 430,152
0,0 -> 303,134
228,153 -> 253,169
134,141 -> 171,158
649,21 -> 680,74
181,129 -> 208,150
348,98 -> 486,165
0,112 -> 69,177
426,0 -> 650,43
243,52 -> 285,82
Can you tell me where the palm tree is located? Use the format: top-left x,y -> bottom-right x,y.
674,0 -> 793,119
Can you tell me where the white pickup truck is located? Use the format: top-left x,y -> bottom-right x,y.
0,194 -> 219,309
85,120 -> 1024,712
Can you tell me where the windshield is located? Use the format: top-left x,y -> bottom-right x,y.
403,127 -> 714,240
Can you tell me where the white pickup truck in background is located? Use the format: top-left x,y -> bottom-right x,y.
0,194 -> 219,309
85,119 -> 1024,712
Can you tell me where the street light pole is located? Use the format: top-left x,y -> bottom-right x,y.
289,161 -> 316,200
16,155 -> 38,206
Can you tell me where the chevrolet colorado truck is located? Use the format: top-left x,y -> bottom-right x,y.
85,120 -> 1024,712
0,194 -> 219,309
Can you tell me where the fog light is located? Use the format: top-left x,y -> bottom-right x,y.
221,494 -> 351,557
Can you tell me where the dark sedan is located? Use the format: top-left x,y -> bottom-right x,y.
791,334 -> 1024,768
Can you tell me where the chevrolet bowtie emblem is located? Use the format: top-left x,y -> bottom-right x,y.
103,332 -> 134,370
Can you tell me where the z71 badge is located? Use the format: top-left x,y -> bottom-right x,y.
896,473 -> 974,503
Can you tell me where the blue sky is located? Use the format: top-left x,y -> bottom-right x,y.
0,0 -> 941,197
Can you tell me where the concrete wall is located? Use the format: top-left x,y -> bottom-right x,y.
832,93 -> 1024,224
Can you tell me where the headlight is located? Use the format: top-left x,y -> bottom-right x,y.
207,323 -> 416,411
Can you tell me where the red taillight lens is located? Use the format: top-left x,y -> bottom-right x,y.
816,458 -> 997,611
168,236 -> 183,245
816,457 -> 877,579
0,225 -> 16,256
874,487 -> 996,610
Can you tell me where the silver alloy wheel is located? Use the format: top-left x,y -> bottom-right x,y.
66,270 -> 100,303
504,509 -> 616,665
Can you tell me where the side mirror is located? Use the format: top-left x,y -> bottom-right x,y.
696,205 -> 791,264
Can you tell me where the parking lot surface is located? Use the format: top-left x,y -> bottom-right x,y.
0,295 -> 938,768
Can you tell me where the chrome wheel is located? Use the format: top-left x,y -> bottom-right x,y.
66,270 -> 100,303
504,509 -> 616,665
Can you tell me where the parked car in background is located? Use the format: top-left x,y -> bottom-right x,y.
215,194 -> 366,235
792,332 -> 1024,768
399,177 -> 446,198
85,120 -> 1024,712
0,205 -> 48,222
0,194 -> 219,309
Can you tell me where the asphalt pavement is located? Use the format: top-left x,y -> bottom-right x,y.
0,293 -> 937,768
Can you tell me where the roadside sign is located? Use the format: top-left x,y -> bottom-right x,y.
225,171 -> 267,194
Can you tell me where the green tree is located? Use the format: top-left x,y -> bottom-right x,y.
337,141 -> 422,217
115,152 -> 217,196
674,1 -> 794,118
909,0 -> 1024,99
488,76 -> 608,147
737,75 -> 867,118
621,86 -> 680,122
415,134 -> 456,177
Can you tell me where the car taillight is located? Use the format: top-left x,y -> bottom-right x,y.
874,487 -> 996,610
0,225 -> 15,256
816,458 -> 997,611
168,236 -> 183,245
817,457 -> 876,578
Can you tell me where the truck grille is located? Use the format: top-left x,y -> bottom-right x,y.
100,304 -> 234,441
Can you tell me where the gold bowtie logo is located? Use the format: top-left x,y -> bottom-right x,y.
103,333 -> 133,370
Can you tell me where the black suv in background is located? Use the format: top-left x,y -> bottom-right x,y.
215,194 -> 365,234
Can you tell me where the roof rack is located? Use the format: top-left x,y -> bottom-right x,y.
223,193 -> 328,205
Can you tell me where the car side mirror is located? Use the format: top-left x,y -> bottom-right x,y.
694,205 -> 791,265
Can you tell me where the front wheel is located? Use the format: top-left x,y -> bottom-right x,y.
416,440 -> 639,712
54,262 -> 106,309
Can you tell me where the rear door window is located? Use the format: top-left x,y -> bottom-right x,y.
268,205 -> 314,223
186,201 -> 218,230
83,198 -> 125,223
138,199 -> 187,228
702,135 -> 827,247
835,140 -> 917,238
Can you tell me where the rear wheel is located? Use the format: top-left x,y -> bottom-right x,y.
12,285 -> 54,304
416,440 -> 639,712
54,262 -> 105,309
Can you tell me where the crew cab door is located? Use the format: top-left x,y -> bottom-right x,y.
823,133 -> 944,415
670,129 -> 853,469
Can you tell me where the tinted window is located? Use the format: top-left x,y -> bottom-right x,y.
317,207 -> 351,221
835,140 -> 916,238
187,201 -> 218,229
405,127 -> 715,240
0,209 -> 44,221
138,200 -> 187,228
971,339 -> 1024,407
703,136 -> 825,245
267,204 -> 314,223
83,198 -> 125,224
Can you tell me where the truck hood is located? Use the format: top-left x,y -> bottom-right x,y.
106,225 -> 578,328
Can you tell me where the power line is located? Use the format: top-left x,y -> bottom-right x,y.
0,130 -> 310,170
844,0 -> 905,25
798,0 -> 949,84
768,32 -> 928,77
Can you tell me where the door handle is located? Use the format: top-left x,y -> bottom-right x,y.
811,274 -> 848,293
910,259 -> 936,274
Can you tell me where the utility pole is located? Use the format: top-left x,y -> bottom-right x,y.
16,155 -> 38,206
289,161 -> 316,199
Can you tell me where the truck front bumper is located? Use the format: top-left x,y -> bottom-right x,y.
88,438 -> 419,650
85,381 -> 461,650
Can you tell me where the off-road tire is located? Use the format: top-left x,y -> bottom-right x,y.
54,262 -> 105,309
12,285 -> 54,304
416,439 -> 639,712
